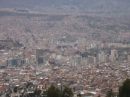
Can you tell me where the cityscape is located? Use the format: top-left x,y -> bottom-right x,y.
0,0 -> 130,97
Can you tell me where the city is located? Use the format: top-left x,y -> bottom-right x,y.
0,0 -> 130,97
0,38 -> 130,97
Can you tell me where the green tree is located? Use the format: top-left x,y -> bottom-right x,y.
106,89 -> 114,97
77,93 -> 82,97
13,86 -> 18,93
45,84 -> 74,97
34,88 -> 41,96
47,85 -> 61,97
119,79 -> 130,97
62,86 -> 73,97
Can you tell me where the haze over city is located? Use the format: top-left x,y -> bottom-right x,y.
0,0 -> 130,97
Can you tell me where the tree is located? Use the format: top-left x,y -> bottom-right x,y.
34,88 -> 41,96
46,85 -> 61,97
77,93 -> 82,97
119,79 -> 130,97
106,89 -> 114,97
13,86 -> 18,93
62,86 -> 73,97
46,85 -> 74,97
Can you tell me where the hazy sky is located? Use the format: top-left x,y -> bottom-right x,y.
0,0 -> 130,13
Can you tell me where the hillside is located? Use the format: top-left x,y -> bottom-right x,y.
0,11 -> 130,48
0,0 -> 130,48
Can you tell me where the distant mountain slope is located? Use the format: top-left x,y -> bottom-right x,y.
0,0 -> 130,13
0,11 -> 130,47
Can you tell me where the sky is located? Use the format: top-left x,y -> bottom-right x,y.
0,0 -> 130,13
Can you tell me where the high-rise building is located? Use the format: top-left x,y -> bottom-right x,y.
36,49 -> 50,65
110,49 -> 118,62
36,49 -> 45,65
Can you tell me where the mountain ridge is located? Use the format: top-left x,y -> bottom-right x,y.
0,0 -> 130,13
